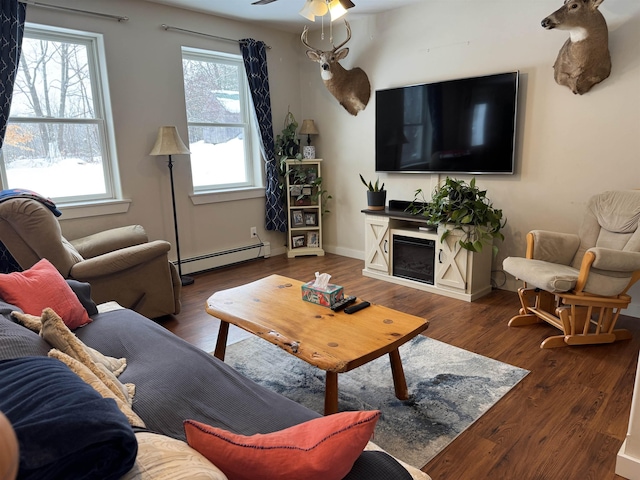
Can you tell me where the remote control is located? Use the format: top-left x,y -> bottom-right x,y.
344,301 -> 371,314
330,295 -> 357,311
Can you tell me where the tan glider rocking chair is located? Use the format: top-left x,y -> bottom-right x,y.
503,190 -> 640,348
0,197 -> 181,318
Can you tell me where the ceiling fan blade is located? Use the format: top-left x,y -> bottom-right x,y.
251,0 -> 278,5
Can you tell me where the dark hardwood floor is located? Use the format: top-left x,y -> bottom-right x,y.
159,253 -> 639,480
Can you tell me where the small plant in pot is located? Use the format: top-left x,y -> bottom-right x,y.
360,174 -> 386,211
411,177 -> 505,255
275,110 -> 301,164
275,110 -> 303,200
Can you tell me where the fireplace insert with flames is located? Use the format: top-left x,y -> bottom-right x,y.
392,235 -> 435,285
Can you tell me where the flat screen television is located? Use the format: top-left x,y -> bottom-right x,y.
375,71 -> 518,174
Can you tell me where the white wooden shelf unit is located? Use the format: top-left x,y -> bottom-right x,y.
286,159 -> 325,258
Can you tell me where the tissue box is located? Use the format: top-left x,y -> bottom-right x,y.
301,281 -> 344,307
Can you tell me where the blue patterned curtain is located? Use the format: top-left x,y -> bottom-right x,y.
239,38 -> 287,233
0,0 -> 27,149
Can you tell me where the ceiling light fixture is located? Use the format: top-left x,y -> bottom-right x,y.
299,0 -> 353,22
328,0 -> 347,21
299,0 -> 328,21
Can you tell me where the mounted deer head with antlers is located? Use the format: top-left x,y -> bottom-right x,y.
541,0 -> 611,95
301,20 -> 371,116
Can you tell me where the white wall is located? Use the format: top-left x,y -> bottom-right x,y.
299,1 -> 640,316
24,0 -> 640,315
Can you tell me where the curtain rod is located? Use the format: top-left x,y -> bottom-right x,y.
161,24 -> 272,50
19,1 -> 129,22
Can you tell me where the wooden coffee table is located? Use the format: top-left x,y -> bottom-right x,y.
205,274 -> 429,415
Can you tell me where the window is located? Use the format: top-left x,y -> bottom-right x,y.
181,47 -> 260,193
0,24 -> 119,204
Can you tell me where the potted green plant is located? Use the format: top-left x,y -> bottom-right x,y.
275,111 -> 301,175
275,110 -> 303,200
411,177 -> 505,255
360,174 -> 386,211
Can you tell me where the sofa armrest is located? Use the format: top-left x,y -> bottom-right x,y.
527,230 -> 580,265
71,226 -> 149,259
69,241 -> 171,280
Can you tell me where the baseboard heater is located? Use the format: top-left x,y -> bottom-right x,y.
176,241 -> 270,275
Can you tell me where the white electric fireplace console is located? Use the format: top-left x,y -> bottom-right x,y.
361,203 -> 493,302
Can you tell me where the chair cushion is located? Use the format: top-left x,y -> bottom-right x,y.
503,257 -> 578,293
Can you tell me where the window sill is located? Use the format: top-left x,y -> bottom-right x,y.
57,199 -> 132,220
190,187 -> 265,205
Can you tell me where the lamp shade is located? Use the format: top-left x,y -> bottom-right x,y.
329,0 -> 347,21
299,0 -> 328,21
149,126 -> 191,156
299,119 -> 320,136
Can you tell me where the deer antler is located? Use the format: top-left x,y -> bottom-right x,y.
331,20 -> 352,51
301,26 -> 319,53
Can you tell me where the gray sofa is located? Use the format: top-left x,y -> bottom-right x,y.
0,282 -> 429,479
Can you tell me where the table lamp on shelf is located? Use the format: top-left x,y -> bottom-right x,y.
149,125 -> 194,286
299,119 -> 319,159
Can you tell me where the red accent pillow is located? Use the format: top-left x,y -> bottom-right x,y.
184,410 -> 380,480
0,258 -> 91,329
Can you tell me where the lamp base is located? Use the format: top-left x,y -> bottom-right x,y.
303,146 -> 315,159
180,275 -> 195,286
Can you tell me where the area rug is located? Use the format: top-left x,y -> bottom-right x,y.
223,335 -> 529,468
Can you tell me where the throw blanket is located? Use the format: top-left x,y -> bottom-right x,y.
0,189 -> 61,274
0,188 -> 61,216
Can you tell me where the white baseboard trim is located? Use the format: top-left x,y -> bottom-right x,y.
625,304 -> 640,319
323,244 -> 363,260
270,244 -> 287,257
617,439 -> 640,479
178,242 -> 271,275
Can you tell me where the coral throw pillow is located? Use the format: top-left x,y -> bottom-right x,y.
184,410 -> 380,480
0,258 -> 91,329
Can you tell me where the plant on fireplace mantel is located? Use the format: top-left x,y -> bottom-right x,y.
360,174 -> 386,211
410,177 -> 505,255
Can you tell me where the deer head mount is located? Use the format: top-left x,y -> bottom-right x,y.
302,20 -> 371,116
542,0 -> 611,95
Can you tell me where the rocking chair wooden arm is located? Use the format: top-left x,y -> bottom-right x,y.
574,251 -> 595,294
575,249 -> 640,295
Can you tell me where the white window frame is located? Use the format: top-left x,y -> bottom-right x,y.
0,23 -> 122,208
181,47 -> 263,198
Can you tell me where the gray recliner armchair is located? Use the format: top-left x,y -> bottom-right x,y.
503,190 -> 640,348
0,197 -> 181,318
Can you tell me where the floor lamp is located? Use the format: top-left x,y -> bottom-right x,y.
149,126 -> 194,286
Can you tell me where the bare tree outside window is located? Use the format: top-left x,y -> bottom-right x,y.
0,26 -> 117,203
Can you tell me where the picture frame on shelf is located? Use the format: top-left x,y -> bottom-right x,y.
290,185 -> 302,197
292,235 -> 306,248
291,210 -> 304,227
302,187 -> 312,196
306,232 -> 319,248
304,212 -> 318,226
307,170 -> 317,183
